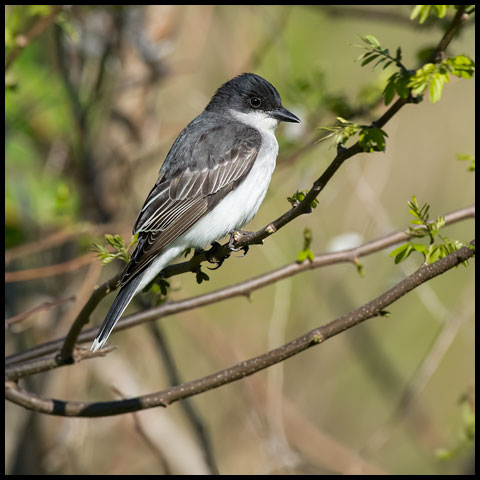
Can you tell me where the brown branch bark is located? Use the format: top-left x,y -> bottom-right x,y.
430,5 -> 469,63
5,240 -> 475,416
5,296 -> 76,327
4,222 -> 127,266
4,204 -> 474,379
5,253 -> 97,283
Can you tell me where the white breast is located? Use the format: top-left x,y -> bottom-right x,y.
180,110 -> 279,248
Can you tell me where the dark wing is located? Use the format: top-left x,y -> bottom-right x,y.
120,121 -> 261,287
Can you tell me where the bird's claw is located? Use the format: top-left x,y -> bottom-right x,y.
236,245 -> 249,257
205,241 -> 230,270
228,230 -> 249,251
228,230 -> 252,257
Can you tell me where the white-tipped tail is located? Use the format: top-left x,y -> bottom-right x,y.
90,275 -> 142,352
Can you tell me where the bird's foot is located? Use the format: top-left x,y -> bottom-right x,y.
205,241 -> 230,270
228,230 -> 252,256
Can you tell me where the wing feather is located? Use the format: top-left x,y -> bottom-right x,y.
121,121 -> 261,286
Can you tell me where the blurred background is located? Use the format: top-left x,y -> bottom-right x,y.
5,5 -> 475,475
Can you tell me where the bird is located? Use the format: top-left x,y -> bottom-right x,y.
91,73 -> 300,352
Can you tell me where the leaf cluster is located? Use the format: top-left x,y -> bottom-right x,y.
356,31 -> 475,106
287,190 -> 319,210
318,117 -> 388,153
91,233 -> 139,265
410,5 -> 450,24
355,35 -> 406,73
390,196 -> 474,266
408,55 -> 475,103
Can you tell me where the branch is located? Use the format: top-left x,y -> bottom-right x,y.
5,5 -> 64,71
4,222 -> 127,266
4,204 -> 474,379
5,253 -> 96,283
5,296 -> 76,328
430,5 -> 469,63
59,272 -> 123,363
5,240 -> 475,416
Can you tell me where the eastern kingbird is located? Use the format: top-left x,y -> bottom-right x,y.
91,73 -> 300,352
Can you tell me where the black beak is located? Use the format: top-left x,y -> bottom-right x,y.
271,106 -> 301,123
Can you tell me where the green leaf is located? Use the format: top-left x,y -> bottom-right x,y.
395,71 -> 412,99
297,227 -> 315,263
91,233 -> 139,266
390,243 -> 413,264
410,5 -> 424,21
355,260 -> 365,277
155,278 -> 171,296
435,448 -> 455,460
361,54 -> 380,67
426,245 -> 442,263
363,34 -> 381,48
447,54 -> 475,79
411,243 -> 428,253
433,5 -> 448,18
317,117 -> 360,148
408,56 -> 474,104
429,74 -> 444,103
302,227 -> 312,250
297,248 -> 314,263
287,190 -> 319,209
358,126 -> 388,152
383,75 -> 397,105
410,5 -> 449,24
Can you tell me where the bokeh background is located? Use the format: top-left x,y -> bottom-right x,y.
5,5 -> 475,475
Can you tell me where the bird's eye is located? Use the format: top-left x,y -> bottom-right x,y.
249,97 -> 262,108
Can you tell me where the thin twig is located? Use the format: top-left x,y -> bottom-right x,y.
59,272 -> 123,363
5,222 -> 127,265
430,5 -> 468,63
5,253 -> 96,283
5,5 -> 63,71
5,296 -> 76,328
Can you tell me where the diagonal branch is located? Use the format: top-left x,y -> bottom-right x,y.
4,204 -> 474,379
5,240 -> 475,416
5,5 -> 64,71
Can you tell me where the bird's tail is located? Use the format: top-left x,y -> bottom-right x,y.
90,275 -> 142,352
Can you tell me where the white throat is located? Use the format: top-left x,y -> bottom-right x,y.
229,109 -> 279,134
